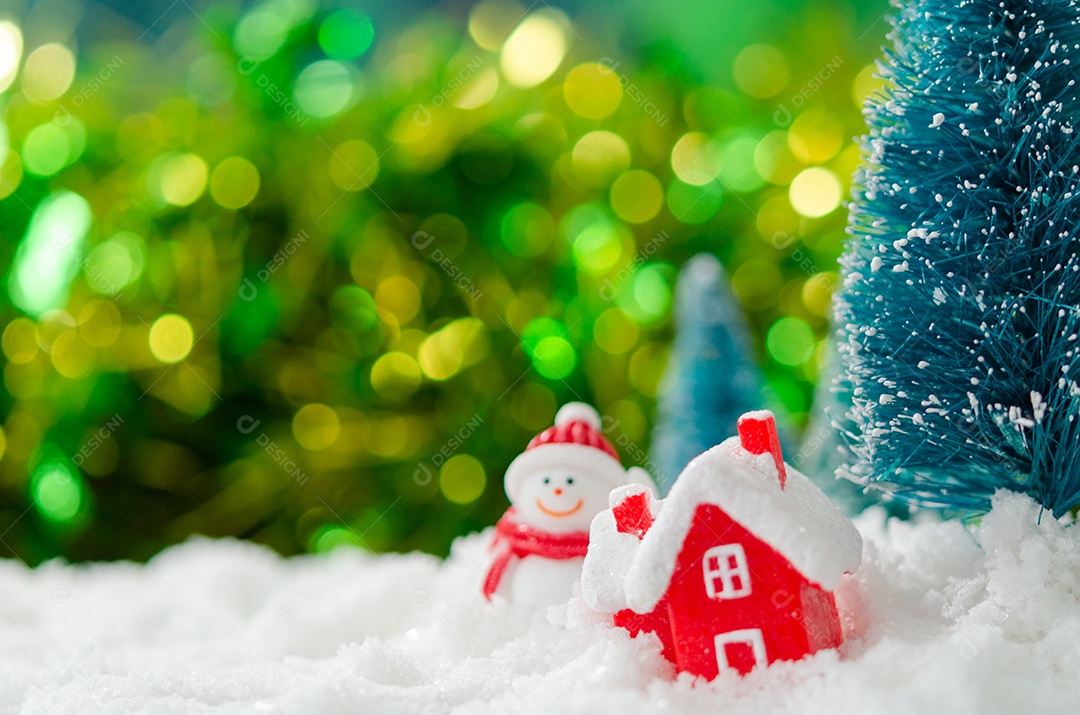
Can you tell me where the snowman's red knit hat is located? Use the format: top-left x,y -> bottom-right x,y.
504,403 -> 629,503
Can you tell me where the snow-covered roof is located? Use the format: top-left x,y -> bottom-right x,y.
623,438 -> 863,614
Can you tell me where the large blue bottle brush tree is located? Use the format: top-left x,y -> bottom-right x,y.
834,0 -> 1080,514
650,254 -> 792,494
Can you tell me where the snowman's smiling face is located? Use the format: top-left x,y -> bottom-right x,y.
514,471 -> 610,532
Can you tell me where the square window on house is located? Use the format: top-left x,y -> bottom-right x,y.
715,628 -> 767,674
702,543 -> 751,599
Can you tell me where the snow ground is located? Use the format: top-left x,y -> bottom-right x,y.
1,491 -> 1078,714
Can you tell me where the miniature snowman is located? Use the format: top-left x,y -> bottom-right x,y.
483,402 -> 652,606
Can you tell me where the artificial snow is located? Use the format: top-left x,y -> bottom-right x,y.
2,491 -> 1079,714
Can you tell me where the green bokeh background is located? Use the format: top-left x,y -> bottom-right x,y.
0,0 -> 888,563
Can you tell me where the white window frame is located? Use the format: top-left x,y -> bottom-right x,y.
715,628 -> 767,674
702,543 -> 751,600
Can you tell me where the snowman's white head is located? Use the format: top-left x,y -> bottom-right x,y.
503,402 -> 655,532
511,467 -> 614,532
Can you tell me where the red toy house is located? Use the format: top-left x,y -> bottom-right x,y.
582,411 -> 862,680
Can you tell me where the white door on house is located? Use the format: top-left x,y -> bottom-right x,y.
714,628 -> 767,674
702,543 -> 751,599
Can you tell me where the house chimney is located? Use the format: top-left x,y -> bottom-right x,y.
611,488 -> 654,538
736,410 -> 786,489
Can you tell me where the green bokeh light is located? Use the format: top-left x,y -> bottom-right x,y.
767,317 -> 816,366
532,336 -> 576,379
573,224 -> 623,274
500,202 -> 554,257
31,456 -> 84,524
330,285 -> 383,356
666,179 -> 723,224
294,60 -> 355,117
318,9 -> 375,60
9,190 -> 92,316
617,264 -> 673,323
562,204 -> 626,274
22,123 -> 69,176
311,524 -> 361,553
770,376 -> 810,416
718,132 -> 765,193
85,232 -> 145,294
234,7 -> 290,61
522,318 -> 577,380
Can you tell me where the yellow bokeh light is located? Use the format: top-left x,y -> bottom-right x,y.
328,139 -> 380,191
755,193 -> 801,241
2,317 -> 39,364
802,272 -> 838,317
732,259 -> 783,310
50,330 -> 92,378
417,317 -> 488,381
22,43 -> 75,102
572,130 -> 630,187
852,63 -> 886,109
375,276 -> 421,323
453,66 -> 500,109
628,342 -> 668,397
832,144 -> 863,185
0,425 -> 6,463
148,314 -> 194,363
367,415 -> 409,457
468,0 -> 526,50
563,62 -> 622,119
732,44 -> 789,99
500,11 -> 567,88
209,156 -> 260,209
293,403 -> 341,451
370,352 -> 422,400
593,308 -> 639,355
0,22 -> 23,93
610,170 -> 664,224
671,132 -> 720,186
78,300 -> 122,348
0,149 -> 23,200
152,153 -> 209,207
789,167 -> 843,218
439,454 -> 487,504
6,361 -> 43,398
788,111 -> 844,164
419,334 -> 462,381
754,130 -> 804,184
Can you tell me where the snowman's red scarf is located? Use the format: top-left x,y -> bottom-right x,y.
482,508 -> 590,600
